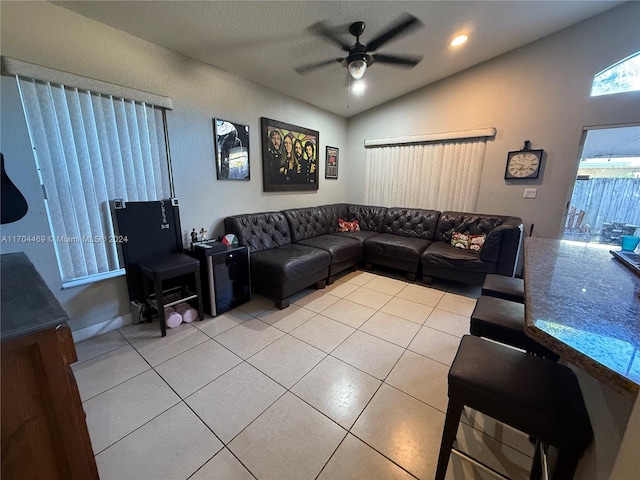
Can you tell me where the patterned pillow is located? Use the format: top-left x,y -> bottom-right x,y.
469,234 -> 486,252
338,218 -> 360,232
451,232 -> 486,252
451,232 -> 469,249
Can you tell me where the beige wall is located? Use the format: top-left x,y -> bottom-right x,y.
0,1 -> 347,333
345,2 -> 640,239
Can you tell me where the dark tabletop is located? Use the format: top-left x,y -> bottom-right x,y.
1,252 -> 69,342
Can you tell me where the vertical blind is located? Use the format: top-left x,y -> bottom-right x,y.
16,76 -> 172,286
364,130 -> 494,211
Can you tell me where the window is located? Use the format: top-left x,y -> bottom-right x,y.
591,52 -> 640,97
363,128 -> 495,211
11,63 -> 173,287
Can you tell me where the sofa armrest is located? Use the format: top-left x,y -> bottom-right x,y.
480,217 -> 523,275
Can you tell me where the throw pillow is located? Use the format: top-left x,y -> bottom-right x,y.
451,232 -> 486,252
469,234 -> 486,252
338,218 -> 360,232
451,232 -> 469,249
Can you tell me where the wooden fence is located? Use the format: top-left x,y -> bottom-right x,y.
564,177 -> 640,243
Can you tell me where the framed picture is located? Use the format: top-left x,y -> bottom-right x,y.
213,118 -> 250,180
325,146 -> 339,179
260,117 -> 319,192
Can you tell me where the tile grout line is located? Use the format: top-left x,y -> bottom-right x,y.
82,269 -> 532,479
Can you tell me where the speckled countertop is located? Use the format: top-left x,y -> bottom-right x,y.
1,252 -> 69,342
524,238 -> 640,398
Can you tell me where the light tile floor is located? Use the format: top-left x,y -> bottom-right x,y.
74,269 -> 535,480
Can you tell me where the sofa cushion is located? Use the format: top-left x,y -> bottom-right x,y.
283,207 -> 331,242
421,241 -> 496,274
250,244 -> 330,284
365,233 -> 432,264
297,234 -> 363,263
224,212 -> 292,252
382,208 -> 440,239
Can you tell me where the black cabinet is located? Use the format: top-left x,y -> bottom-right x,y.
188,243 -> 251,316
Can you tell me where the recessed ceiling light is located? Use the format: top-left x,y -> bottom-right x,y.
451,35 -> 469,47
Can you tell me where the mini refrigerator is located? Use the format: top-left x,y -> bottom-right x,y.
188,242 -> 250,316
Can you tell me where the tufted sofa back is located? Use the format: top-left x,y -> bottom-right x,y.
347,204 -> 388,232
382,208 -> 440,239
283,207 -> 331,242
224,212 -> 292,253
434,212 -> 515,242
319,204 -> 349,234
435,211 -> 523,264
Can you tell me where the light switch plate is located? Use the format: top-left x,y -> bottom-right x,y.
523,188 -> 537,199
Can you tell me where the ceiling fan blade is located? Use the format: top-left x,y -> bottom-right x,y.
308,21 -> 352,51
371,53 -> 422,67
366,14 -> 423,52
294,57 -> 344,75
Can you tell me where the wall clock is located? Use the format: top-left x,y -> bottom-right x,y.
504,140 -> 543,179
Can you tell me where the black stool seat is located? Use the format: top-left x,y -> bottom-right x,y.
471,295 -> 559,361
481,274 -> 524,303
140,253 -> 200,279
436,335 -> 593,480
140,253 -> 203,337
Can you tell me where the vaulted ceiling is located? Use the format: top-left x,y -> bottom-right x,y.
54,1 -> 625,118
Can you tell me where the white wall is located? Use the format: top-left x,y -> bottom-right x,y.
0,1 -> 347,333
345,2 -> 640,239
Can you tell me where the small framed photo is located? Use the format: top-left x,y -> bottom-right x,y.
213,118 -> 250,180
325,146 -> 338,179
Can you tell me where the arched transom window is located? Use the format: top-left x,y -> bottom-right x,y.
591,52 -> 640,96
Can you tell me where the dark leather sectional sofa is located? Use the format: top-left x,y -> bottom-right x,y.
224,204 -> 523,309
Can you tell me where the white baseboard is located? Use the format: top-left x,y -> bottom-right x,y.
71,313 -> 133,343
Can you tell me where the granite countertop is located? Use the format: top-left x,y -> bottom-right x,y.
524,238 -> 640,398
1,252 -> 69,342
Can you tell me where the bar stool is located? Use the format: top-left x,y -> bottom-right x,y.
470,295 -> 559,361
140,253 -> 204,337
481,273 -> 525,303
435,335 -> 593,480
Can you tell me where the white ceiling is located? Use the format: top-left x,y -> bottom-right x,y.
53,1 -> 625,118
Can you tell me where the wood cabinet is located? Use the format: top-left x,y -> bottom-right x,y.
1,253 -> 98,479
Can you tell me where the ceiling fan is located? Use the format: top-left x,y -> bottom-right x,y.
294,14 -> 424,80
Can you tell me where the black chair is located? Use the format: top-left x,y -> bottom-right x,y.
470,295 -> 559,361
112,199 -> 204,337
436,335 -> 593,480
140,253 -> 203,337
481,273 -> 525,303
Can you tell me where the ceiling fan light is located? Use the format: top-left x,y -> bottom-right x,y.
351,80 -> 366,95
348,59 -> 367,80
